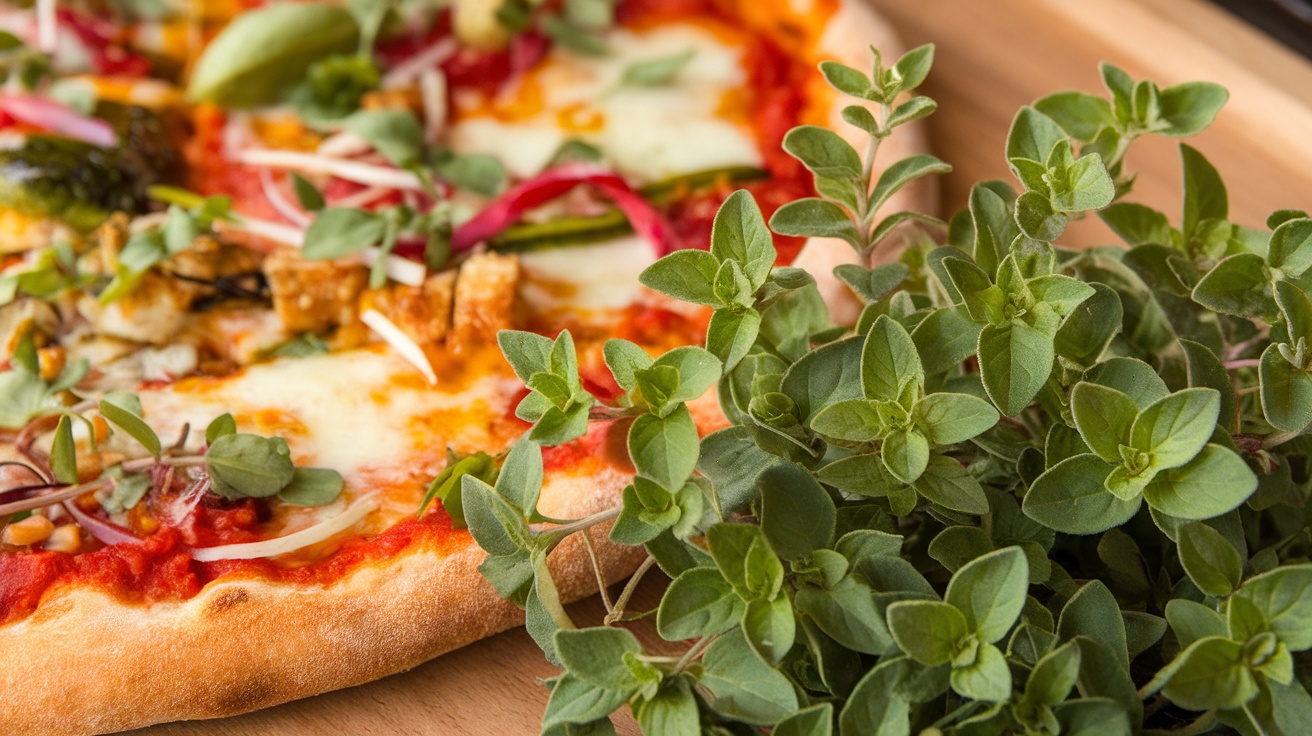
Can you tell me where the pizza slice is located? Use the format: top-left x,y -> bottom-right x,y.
0,1 -> 933,733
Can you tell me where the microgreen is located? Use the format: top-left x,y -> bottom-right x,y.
442,42 -> 1312,735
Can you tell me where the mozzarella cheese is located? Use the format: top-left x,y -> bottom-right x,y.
447,23 -> 762,183
136,345 -> 524,533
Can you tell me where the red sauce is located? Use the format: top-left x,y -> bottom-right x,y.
0,507 -> 469,626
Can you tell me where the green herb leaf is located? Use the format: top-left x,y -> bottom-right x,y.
205,433 -> 297,499
783,125 -> 864,182
99,396 -> 162,458
758,464 -> 836,561
618,49 -> 695,88
947,546 -> 1029,642
699,628 -> 799,725
978,320 -> 1054,417
51,414 -> 78,485
887,600 -> 967,666
656,567 -> 742,640
188,3 -> 359,107
1177,522 -> 1243,597
205,413 -> 236,444
278,467 -> 345,506
302,207 -> 387,259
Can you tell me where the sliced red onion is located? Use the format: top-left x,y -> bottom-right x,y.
258,167 -> 313,228
189,496 -> 378,562
63,500 -> 141,547
452,163 -> 674,256
35,0 -> 57,54
382,37 -> 457,88
0,95 -> 118,148
508,32 -> 549,84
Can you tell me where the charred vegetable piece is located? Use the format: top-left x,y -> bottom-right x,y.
0,103 -> 179,232
0,135 -> 148,231
94,100 -> 182,183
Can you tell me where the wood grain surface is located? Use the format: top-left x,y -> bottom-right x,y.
128,1 -> 1312,734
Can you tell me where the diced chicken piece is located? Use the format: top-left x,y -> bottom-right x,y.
0,298 -> 59,360
452,252 -> 520,351
361,270 -> 456,346
187,307 -> 289,366
165,234 -> 264,284
0,209 -> 76,254
263,248 -> 369,334
82,270 -> 196,344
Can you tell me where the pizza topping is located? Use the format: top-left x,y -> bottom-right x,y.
360,308 -> 438,386
188,495 -> 377,562
62,499 -> 134,547
186,4 -> 360,109
0,93 -> 116,147
451,162 -> 671,255
0,513 -> 53,546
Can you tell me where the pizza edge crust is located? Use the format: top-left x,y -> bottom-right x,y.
0,467 -> 642,736
792,0 -> 939,323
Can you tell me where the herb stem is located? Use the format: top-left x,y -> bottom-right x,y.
544,505 -> 622,538
1223,358 -> 1261,370
579,530 -> 615,616
1263,429 -> 1303,451
0,478 -> 111,516
672,634 -> 716,674
604,555 -> 656,626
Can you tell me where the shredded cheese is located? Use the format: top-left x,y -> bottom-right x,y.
358,248 -> 427,287
232,149 -> 425,190
189,496 -> 379,562
360,309 -> 438,385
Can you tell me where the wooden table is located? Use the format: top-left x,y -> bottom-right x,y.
132,1 -> 1312,733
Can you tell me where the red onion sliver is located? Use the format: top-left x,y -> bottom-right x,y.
0,95 -> 118,148
63,500 -> 141,547
258,167 -> 312,227
451,163 -> 674,256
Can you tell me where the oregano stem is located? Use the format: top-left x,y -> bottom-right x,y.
1263,429 -> 1303,451
604,555 -> 655,625
1223,358 -> 1261,370
579,530 -> 615,616
543,505 -> 622,538
672,633 -> 716,674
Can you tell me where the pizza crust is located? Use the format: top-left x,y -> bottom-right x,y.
0,467 -> 642,736
791,0 -> 940,324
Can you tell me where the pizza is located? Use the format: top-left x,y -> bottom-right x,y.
0,0 -> 932,733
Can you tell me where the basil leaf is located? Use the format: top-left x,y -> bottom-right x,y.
188,4 -> 359,108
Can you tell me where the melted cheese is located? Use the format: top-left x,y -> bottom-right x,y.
518,234 -> 655,314
447,23 -> 762,182
136,346 -> 524,532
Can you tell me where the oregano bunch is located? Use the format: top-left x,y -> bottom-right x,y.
448,44 -> 1312,736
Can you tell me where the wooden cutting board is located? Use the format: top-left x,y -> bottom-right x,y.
129,0 -> 1312,733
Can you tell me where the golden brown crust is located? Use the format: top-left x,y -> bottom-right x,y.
791,0 -> 939,323
0,467 -> 640,736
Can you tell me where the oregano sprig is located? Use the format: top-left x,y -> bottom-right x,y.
440,45 -> 1312,736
